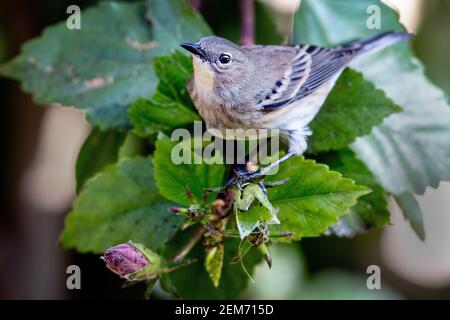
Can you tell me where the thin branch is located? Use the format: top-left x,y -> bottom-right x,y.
188,0 -> 202,11
240,0 -> 255,45
168,226 -> 206,263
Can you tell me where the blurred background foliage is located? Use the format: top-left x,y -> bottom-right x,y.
0,0 -> 449,299
414,0 -> 450,96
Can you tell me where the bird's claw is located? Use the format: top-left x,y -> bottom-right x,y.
225,169 -> 266,192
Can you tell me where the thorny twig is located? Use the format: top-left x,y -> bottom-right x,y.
167,226 -> 206,263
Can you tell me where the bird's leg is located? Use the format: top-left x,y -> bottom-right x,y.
252,151 -> 295,178
225,155 -> 252,190
226,151 -> 296,189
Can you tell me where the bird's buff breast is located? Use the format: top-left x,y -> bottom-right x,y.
192,57 -> 215,90
190,58 -> 249,130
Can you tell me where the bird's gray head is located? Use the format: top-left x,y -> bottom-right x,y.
180,36 -> 252,90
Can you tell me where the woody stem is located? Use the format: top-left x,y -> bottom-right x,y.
167,226 -> 206,263
240,0 -> 255,45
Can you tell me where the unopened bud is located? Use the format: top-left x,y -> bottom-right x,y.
102,241 -> 193,282
102,242 -> 148,278
169,207 -> 189,214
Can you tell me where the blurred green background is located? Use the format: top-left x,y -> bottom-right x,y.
0,0 -> 449,299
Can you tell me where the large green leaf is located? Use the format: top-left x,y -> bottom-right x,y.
129,51 -> 200,137
153,135 -> 226,206
75,128 -> 126,193
144,0 -> 211,48
258,157 -> 370,240
295,0 -> 450,196
164,228 -> 261,299
309,69 -> 402,153
0,0 -> 210,129
394,192 -> 425,240
76,129 -> 146,193
60,157 -> 184,253
316,149 -> 390,236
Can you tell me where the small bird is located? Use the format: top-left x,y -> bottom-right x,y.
180,31 -> 412,184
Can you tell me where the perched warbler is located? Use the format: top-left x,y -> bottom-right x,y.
180,32 -> 412,185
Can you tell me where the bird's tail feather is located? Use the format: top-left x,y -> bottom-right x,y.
356,31 -> 413,54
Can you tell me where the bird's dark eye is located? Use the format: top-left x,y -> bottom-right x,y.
219,53 -> 231,64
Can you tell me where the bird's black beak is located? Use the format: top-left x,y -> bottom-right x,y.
179,43 -> 205,59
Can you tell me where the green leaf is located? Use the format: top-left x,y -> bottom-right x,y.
75,128 -> 126,193
309,69 -> 402,152
118,131 -> 148,159
0,0 -> 210,129
234,183 -> 279,239
60,157 -> 184,253
205,244 -> 224,288
164,229 -> 262,299
129,51 -> 200,137
145,0 -> 212,49
258,157 -> 370,240
76,130 -> 146,193
394,192 -> 425,240
144,279 -> 158,299
295,0 -> 450,196
153,135 -> 226,206
316,149 -> 390,236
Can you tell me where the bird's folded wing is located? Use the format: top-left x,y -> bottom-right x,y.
255,44 -> 360,110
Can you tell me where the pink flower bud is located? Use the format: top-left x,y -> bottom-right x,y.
169,207 -> 182,214
102,242 -> 149,278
